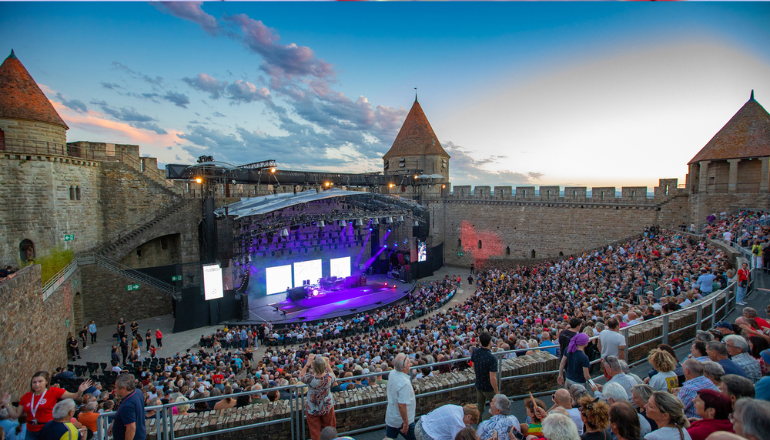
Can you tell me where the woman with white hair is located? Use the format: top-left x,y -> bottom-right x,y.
38,399 -> 86,440
541,411 -> 581,440
301,353 -> 337,440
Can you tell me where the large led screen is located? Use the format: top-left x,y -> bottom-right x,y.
294,259 -> 322,287
330,257 -> 351,278
266,265 -> 293,295
203,264 -> 224,300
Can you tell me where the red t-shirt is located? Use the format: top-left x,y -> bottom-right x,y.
19,387 -> 66,432
212,374 -> 224,384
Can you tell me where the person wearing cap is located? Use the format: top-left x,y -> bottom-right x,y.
714,322 -> 735,336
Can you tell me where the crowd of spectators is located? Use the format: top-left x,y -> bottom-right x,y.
5,221 -> 770,440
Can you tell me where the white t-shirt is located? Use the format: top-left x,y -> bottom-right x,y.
649,371 -> 678,392
598,329 -> 626,359
421,405 -> 466,440
645,427 -> 691,440
566,407 -> 584,434
386,370 -> 416,428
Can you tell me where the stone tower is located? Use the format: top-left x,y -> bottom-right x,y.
0,49 -> 69,150
383,97 -> 450,181
687,91 -> 770,221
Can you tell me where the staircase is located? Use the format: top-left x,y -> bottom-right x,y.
42,253 -> 181,301
81,253 -> 180,300
97,198 -> 199,260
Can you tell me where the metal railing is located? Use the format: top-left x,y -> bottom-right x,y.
41,256 -> 79,300
95,198 -> 196,257
41,253 -> 181,301
91,275 -> 737,440
88,253 -> 180,298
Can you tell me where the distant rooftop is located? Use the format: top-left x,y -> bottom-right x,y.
383,98 -> 450,160
689,91 -> 770,164
0,49 -> 69,129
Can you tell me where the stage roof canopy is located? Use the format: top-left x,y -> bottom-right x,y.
217,188 -> 422,219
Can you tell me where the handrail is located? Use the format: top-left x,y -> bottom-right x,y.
90,254 -> 179,297
95,198 -> 196,256
94,274 -> 735,440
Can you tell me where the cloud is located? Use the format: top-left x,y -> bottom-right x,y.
131,121 -> 168,135
89,101 -> 167,134
100,82 -> 122,90
443,141 -> 543,186
161,8 -> 410,167
212,111 -> 226,118
50,98 -> 186,160
55,93 -> 88,113
182,73 -> 228,99
154,2 -> 219,36
225,80 -> 270,104
112,62 -> 164,87
223,13 -> 335,87
163,91 -> 190,108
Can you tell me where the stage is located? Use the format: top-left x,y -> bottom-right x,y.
243,274 -> 415,325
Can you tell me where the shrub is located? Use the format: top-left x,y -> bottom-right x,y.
20,245 -> 75,285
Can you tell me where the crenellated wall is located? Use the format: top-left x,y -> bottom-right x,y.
427,179 -> 691,266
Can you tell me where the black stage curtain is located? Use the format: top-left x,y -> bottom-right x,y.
174,287 -> 240,332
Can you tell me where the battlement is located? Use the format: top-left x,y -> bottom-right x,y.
443,178 -> 686,205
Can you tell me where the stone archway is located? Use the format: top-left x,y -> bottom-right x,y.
19,239 -> 35,263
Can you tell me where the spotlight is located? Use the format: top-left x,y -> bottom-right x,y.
318,221 -> 325,228
388,228 -> 391,232
388,183 -> 394,188
442,185 -> 446,189
398,215 -> 404,222
369,228 -> 373,231
281,228 -> 289,237
340,220 -> 346,227
373,218 -> 379,225
386,217 -> 392,224
270,168 -> 276,173
195,177 -> 203,184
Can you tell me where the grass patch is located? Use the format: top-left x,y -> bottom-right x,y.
20,246 -> 75,285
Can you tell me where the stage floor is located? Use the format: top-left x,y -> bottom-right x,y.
244,274 -> 414,325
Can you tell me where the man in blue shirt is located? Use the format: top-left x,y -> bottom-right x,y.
706,341 -> 747,378
695,268 -> 717,294
539,332 -> 558,357
108,374 -> 146,440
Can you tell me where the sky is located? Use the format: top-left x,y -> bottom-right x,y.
2,2 -> 769,189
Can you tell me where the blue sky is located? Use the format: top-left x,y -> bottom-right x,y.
2,2 -> 769,188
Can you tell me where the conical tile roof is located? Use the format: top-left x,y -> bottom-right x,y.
689,91 -> 770,164
0,50 -> 69,129
383,99 -> 449,160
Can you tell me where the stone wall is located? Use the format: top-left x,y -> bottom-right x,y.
119,234 -> 182,269
0,118 -> 67,147
0,264 -> 77,400
0,155 -> 102,267
436,200 -> 661,266
79,262 -> 173,328
99,161 -> 183,243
